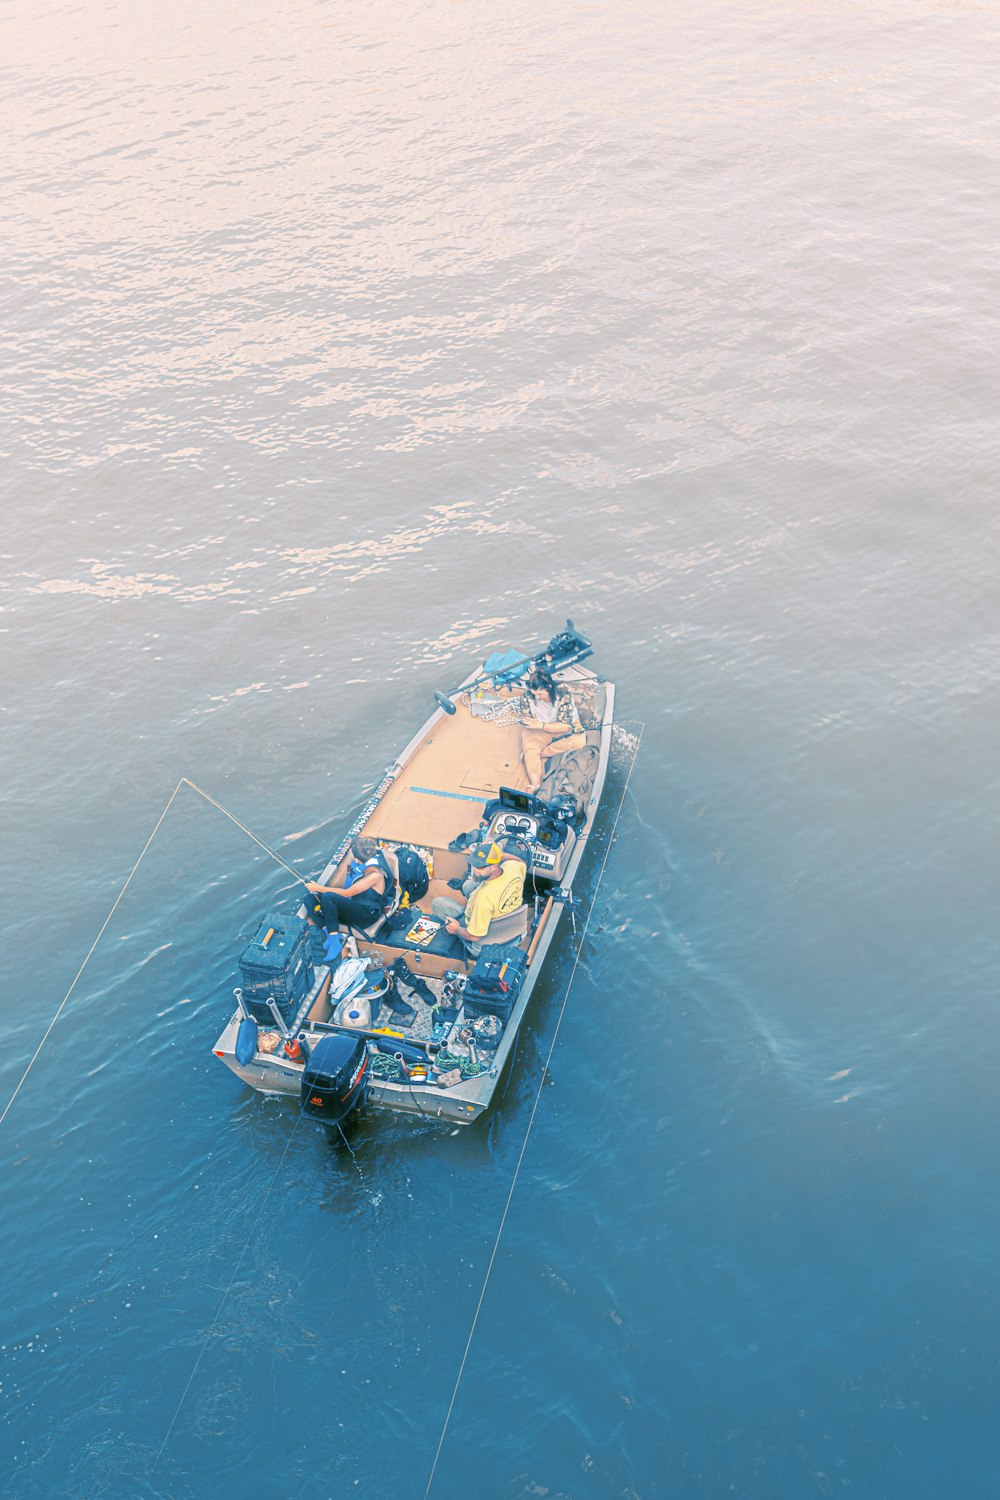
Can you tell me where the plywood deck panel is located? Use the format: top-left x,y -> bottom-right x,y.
363,700 -> 529,848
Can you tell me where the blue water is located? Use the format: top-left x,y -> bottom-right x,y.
3,0 -> 1000,1494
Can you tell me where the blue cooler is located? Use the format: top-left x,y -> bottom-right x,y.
238,912 -> 314,1027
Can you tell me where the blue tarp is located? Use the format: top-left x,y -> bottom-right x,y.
483,649 -> 528,687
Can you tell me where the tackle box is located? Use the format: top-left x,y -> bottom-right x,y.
238,911 -> 314,1026
461,942 -> 527,1022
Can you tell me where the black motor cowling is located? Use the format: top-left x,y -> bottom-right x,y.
300,1034 -> 369,1126
541,622 -> 592,670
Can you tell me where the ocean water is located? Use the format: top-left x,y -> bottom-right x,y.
2,0 -> 999,1495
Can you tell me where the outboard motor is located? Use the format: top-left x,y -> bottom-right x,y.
300,1034 -> 369,1126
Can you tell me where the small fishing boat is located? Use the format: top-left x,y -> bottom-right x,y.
213,622 -> 615,1126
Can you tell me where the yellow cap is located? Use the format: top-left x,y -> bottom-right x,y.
470,840 -> 504,868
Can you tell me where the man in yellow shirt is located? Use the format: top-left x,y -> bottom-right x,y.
431,841 -> 526,956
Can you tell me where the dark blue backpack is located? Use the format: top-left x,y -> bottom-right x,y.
394,845 -> 430,902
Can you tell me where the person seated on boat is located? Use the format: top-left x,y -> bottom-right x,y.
430,840 -> 526,957
305,836 -> 395,932
518,670 -> 586,794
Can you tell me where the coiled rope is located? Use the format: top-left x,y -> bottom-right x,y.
461,691 -> 523,724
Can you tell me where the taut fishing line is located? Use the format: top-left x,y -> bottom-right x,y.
423,721 -> 644,1498
2,730 -> 644,1491
0,777 -> 309,1133
149,1107 -> 309,1478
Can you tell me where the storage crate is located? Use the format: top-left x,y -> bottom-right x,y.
238,912 -> 314,1027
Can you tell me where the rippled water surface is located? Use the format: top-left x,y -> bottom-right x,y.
3,0 -> 1000,1495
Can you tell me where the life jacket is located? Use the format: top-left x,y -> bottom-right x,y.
366,852 -> 398,914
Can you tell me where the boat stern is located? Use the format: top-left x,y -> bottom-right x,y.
212,1012 -> 302,1096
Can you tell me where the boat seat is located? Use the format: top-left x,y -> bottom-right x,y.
478,903 -> 529,950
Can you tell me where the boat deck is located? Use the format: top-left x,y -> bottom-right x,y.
364,667 -> 606,854
365,696 -> 531,850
